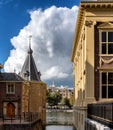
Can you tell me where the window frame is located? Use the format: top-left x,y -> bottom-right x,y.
99,30 -> 113,56
6,83 -> 15,94
100,71 -> 113,99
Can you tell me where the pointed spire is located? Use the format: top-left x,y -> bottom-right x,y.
20,36 -> 41,81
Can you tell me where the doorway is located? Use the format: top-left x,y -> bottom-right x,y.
6,102 -> 15,117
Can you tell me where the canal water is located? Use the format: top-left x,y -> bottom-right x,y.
0,110 -> 74,130
46,110 -> 74,130
46,125 -> 73,130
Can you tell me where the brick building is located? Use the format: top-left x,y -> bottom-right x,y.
0,40 -> 46,125
0,72 -> 29,117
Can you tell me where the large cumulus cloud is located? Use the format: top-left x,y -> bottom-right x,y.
4,6 -> 78,87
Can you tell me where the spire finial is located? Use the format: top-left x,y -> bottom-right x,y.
29,35 -> 32,48
28,35 -> 33,54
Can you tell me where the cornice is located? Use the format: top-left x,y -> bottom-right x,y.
0,81 -> 24,83
71,6 -> 85,62
81,1 -> 113,9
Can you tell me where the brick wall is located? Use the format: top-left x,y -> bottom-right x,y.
29,81 -> 46,125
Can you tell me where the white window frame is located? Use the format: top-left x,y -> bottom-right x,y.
100,71 -> 113,99
99,30 -> 113,56
6,83 -> 15,94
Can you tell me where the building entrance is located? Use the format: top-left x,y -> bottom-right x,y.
6,102 -> 15,117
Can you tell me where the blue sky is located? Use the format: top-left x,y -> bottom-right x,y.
0,0 -> 79,87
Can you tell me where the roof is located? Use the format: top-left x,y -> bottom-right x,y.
20,45 -> 41,81
0,73 -> 24,81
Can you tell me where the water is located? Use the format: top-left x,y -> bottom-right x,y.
46,125 -> 73,130
46,110 -> 73,125
46,110 -> 74,130
0,111 -> 74,130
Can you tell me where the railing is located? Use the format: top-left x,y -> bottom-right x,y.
87,102 -> 113,128
1,112 -> 40,124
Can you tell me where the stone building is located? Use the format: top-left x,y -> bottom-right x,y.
47,84 -> 74,100
0,40 -> 46,126
71,1 -> 113,130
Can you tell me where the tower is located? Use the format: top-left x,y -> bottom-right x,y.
20,36 -> 46,125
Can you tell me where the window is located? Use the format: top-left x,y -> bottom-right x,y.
100,31 -> 113,55
6,84 -> 15,94
101,72 -> 113,98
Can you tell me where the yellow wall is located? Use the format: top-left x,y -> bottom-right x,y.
71,2 -> 113,130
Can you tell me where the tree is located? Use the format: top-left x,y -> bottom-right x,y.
69,95 -> 74,107
47,95 -> 55,107
64,97 -> 71,108
53,92 -> 62,106
46,91 -> 62,108
46,91 -> 54,107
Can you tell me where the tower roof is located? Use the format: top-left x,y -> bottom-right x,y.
20,37 -> 41,81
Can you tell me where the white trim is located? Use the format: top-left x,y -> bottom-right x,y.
6,83 -> 15,94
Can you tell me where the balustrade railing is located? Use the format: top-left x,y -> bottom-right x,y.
1,112 -> 39,124
87,102 -> 113,128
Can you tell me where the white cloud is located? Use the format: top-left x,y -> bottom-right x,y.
42,66 -> 69,80
4,5 -> 78,87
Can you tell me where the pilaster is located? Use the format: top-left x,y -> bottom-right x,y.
84,20 -> 96,106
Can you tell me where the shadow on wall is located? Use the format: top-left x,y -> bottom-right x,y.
75,60 -> 99,106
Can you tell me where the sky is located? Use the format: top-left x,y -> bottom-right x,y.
0,0 -> 79,88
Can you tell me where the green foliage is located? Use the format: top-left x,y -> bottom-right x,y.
64,98 -> 70,106
63,97 -> 72,108
46,91 -> 62,107
53,92 -> 62,105
69,95 -> 74,106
